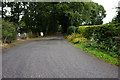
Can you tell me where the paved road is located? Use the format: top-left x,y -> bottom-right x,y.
2,36 -> 118,78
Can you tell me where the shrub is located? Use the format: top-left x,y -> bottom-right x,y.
76,25 -> 96,39
77,26 -> 86,34
58,25 -> 62,32
21,36 -> 27,39
76,23 -> 120,58
67,33 -> 88,44
77,24 -> 120,42
2,20 -> 18,43
72,39 -> 78,44
67,26 -> 76,35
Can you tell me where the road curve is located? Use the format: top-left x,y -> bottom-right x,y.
2,37 -> 118,78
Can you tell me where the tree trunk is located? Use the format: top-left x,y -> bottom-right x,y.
3,37 -> 7,46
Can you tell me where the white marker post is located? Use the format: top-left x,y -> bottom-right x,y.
41,32 -> 44,37
17,33 -> 21,40
18,33 -> 20,37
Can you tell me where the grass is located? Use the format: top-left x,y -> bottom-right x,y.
75,43 -> 119,66
4,45 -> 8,48
2,40 -> 27,49
2,35 -> 55,49
10,42 -> 21,46
66,36 -> 120,67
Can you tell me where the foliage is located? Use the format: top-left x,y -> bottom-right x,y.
57,25 -> 62,32
66,33 -> 120,66
77,26 -> 87,34
2,2 -> 26,24
112,7 -> 120,23
21,36 -> 27,39
77,24 -> 120,40
67,26 -> 76,34
2,20 -> 18,43
75,43 -> 119,66
76,23 -> 120,58
0,19 -> 2,40
2,2 -> 106,34
66,23 -> 120,66
85,40 -> 119,58
67,33 -> 87,44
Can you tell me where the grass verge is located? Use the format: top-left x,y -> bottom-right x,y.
67,39 -> 120,67
2,35 -> 54,49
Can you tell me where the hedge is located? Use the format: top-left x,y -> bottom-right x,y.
67,26 -> 76,35
76,23 -> 120,58
76,24 -> 120,40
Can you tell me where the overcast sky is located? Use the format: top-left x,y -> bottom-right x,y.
92,0 -> 119,24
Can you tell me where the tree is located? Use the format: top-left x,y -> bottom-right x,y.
113,7 -> 120,23
2,2 -> 22,23
2,20 -> 18,43
89,3 -> 106,25
2,2 -> 106,34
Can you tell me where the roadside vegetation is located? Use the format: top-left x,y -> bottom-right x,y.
1,20 -> 55,49
2,20 -> 18,44
2,36 -> 52,49
65,23 -> 120,66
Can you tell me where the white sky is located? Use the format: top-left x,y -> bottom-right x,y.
3,7 -> 11,16
92,0 -> 120,24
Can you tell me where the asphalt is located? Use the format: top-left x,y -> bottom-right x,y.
2,36 -> 119,78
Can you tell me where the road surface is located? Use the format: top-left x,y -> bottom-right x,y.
2,36 -> 118,78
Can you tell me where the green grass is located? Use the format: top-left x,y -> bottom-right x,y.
4,45 -> 8,48
67,39 -> 120,67
10,42 -> 21,46
3,41 -> 25,49
3,35 -> 54,49
30,36 -> 47,40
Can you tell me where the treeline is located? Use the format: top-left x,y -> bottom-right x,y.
2,2 -> 106,35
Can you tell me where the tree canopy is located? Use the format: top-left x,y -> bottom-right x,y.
114,7 -> 120,23
2,2 -> 106,34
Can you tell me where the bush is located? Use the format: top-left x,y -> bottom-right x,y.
67,26 -> 76,34
21,36 -> 27,39
67,33 -> 87,44
76,25 -> 96,39
77,26 -> 86,34
77,24 -> 120,41
2,20 -> 18,43
57,25 -> 62,32
76,23 -> 120,58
